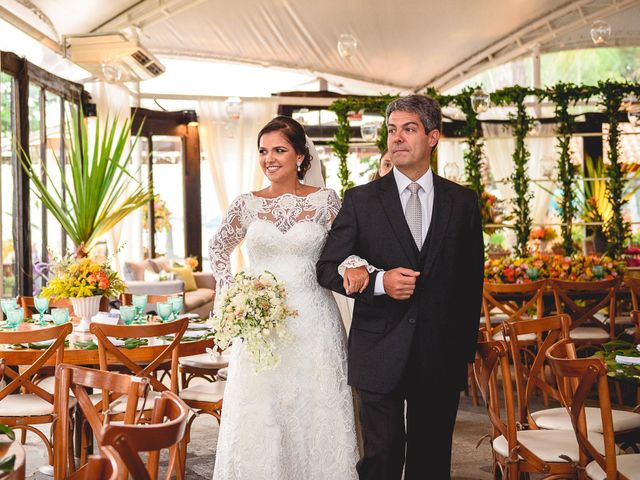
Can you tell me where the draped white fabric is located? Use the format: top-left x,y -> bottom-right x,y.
437,139 -> 465,180
198,98 -> 278,269
527,123 -> 558,225
84,82 -> 136,272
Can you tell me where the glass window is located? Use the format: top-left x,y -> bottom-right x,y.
45,91 -> 63,259
28,83 -> 44,292
1,72 -> 16,297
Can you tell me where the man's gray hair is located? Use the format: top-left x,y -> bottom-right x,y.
385,95 -> 442,133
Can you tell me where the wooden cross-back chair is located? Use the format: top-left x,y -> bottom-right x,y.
481,279 -> 546,345
17,295 -> 74,316
100,391 -> 189,480
504,314 -> 571,419
624,277 -> 640,339
550,278 -> 620,352
53,363 -> 152,479
120,293 -> 183,309
546,339 -> 640,480
89,318 -> 188,397
0,323 -> 73,468
72,446 -> 120,480
474,340 -> 578,479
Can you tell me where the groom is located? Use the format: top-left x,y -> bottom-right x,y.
317,94 -> 483,479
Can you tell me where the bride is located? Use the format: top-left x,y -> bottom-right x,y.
208,116 -> 359,479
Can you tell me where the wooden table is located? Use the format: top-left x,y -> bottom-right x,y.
0,441 -> 26,480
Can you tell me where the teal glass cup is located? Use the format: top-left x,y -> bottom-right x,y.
157,301 -> 172,322
51,308 -> 70,325
1,298 -> 18,320
132,294 -> 148,323
34,296 -> 50,326
6,307 -> 24,330
169,296 -> 184,320
119,306 -> 136,326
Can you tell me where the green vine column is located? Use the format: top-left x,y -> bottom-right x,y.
426,87 -> 487,228
599,81 -> 637,257
328,100 -> 354,197
492,87 -> 537,258
544,83 -> 589,255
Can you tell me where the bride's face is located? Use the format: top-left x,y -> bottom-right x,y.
258,131 -> 303,183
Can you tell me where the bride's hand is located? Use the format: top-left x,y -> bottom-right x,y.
344,266 -> 370,295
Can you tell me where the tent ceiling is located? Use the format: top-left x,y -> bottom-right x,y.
4,0 -> 640,94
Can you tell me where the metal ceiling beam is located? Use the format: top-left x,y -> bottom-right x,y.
416,0 -> 640,92
0,4 -> 61,53
149,48 -> 415,92
91,0 -> 207,33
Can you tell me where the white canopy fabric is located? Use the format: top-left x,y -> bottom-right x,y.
2,0 -> 640,94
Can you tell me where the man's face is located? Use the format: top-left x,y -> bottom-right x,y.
387,110 -> 439,172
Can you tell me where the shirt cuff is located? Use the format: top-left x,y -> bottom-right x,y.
374,271 -> 386,296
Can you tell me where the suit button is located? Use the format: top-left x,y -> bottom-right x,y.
408,318 -> 416,325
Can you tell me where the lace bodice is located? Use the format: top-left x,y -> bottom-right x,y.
208,188 -> 340,289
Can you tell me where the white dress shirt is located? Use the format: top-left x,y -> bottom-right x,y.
374,167 -> 434,295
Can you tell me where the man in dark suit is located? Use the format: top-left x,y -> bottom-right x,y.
317,94 -> 484,480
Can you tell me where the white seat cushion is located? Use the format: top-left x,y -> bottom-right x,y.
531,407 -> 640,433
624,326 -> 637,336
481,314 -> 509,326
594,312 -> 634,325
179,353 -> 229,369
217,368 -> 228,380
569,327 -> 610,341
492,331 -> 537,342
106,391 -> 161,414
0,394 -> 76,416
493,429 -> 614,463
179,381 -> 225,403
37,376 -> 103,397
586,453 -> 640,480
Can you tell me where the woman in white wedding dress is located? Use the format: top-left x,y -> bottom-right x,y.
208,116 -> 359,480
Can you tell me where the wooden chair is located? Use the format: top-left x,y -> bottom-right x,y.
0,440 -> 26,480
120,293 -> 183,309
505,314 -> 640,439
17,295 -> 75,316
632,310 -> 640,344
89,318 -> 188,398
179,343 -> 229,388
474,340 -> 579,479
71,446 -> 120,480
546,339 -> 640,479
550,278 -> 620,352
53,364 -> 152,479
100,391 -> 189,480
481,279 -> 546,344
0,323 -> 73,469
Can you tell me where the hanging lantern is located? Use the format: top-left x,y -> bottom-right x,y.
337,34 -> 358,59
100,62 -> 123,83
590,20 -> 611,45
470,89 -> 490,114
443,161 -> 460,183
224,97 -> 243,120
360,122 -> 379,142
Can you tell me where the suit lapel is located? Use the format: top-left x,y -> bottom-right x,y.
378,173 -> 419,269
421,174 -> 452,275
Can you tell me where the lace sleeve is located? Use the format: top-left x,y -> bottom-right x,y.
325,189 -> 342,227
208,195 -> 249,290
337,255 -> 378,277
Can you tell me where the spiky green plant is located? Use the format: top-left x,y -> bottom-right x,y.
21,109 -> 153,257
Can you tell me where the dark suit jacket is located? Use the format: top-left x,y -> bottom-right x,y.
317,171 -> 484,394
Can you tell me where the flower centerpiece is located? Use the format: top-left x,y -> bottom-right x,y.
210,271 -> 298,372
484,254 -> 547,284
546,254 -> 626,282
41,253 -> 125,331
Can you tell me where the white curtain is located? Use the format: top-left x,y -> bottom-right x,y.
437,139 -> 465,181
198,98 -> 278,269
526,124 -> 558,225
483,123 -> 516,201
85,82 -> 136,272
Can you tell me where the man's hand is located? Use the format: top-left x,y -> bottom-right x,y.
343,266 -> 370,295
383,268 -> 420,300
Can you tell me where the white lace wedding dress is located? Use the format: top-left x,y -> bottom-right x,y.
208,188 -> 359,480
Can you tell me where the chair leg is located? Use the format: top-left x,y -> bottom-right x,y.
20,428 -> 26,445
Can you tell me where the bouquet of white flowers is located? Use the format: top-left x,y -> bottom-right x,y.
210,271 -> 298,371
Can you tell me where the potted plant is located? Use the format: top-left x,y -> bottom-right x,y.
21,109 -> 153,258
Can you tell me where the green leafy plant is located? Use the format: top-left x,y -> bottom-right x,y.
21,109 -> 153,258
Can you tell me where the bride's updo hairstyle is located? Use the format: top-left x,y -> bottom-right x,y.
257,116 -> 312,180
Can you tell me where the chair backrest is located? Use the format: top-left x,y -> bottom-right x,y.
624,275 -> 640,311
54,364 -> 151,480
482,279 -> 546,338
71,446 -> 119,480
546,339 -> 623,480
0,323 -> 72,405
100,391 -> 189,480
631,310 -> 640,343
17,295 -> 75,316
504,314 -> 571,428
549,277 -> 620,337
90,318 -> 188,394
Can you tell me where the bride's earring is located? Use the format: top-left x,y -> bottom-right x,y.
296,161 -> 302,171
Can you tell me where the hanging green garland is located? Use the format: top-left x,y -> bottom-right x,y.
426,86 -> 488,228
543,82 -> 592,255
598,80 -> 639,257
491,86 -> 539,258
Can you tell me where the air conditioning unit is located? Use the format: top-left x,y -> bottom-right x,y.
64,33 -> 165,81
